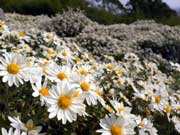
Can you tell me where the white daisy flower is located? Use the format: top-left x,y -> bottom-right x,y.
150,89 -> 169,112
17,31 -> 30,42
103,63 -> 117,71
23,119 -> 44,135
32,79 -> 50,106
0,52 -> 29,87
42,47 -> 57,59
8,116 -> 24,131
57,47 -> 73,62
97,114 -> 136,135
73,64 -> 93,77
24,66 -> 43,84
170,62 -> 180,72
170,96 -> 180,114
45,62 -> 72,83
1,128 -> 21,135
42,32 -> 54,42
45,81 -> 86,124
17,42 -> 33,53
124,53 -> 139,62
8,116 -> 44,135
172,116 -> 180,133
53,35 -> 60,45
0,20 -> 9,36
110,99 -> 132,116
136,116 -> 158,135
71,75 -> 105,106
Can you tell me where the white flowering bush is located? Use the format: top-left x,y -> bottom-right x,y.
0,20 -> 180,135
6,12 -> 180,63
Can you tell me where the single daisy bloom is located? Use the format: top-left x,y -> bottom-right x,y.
45,62 -> 72,83
0,20 -> 9,34
0,20 -> 5,27
32,79 -> 50,106
18,42 -> 33,53
104,63 -> 116,72
150,89 -> 169,112
172,116 -> 180,134
23,119 -> 44,135
42,47 -> 57,59
71,75 -> 105,106
45,82 -> 86,124
53,35 -> 60,45
73,64 -> 93,77
136,116 -> 158,135
42,32 -> 54,42
57,47 -> 73,62
170,96 -> 180,114
17,31 -> 30,42
0,52 -> 29,87
110,99 -> 132,116
97,114 -> 136,135
1,128 -> 22,135
8,116 -> 44,135
23,65 -> 43,84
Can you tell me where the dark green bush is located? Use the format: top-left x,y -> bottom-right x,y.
1,0 -> 180,26
0,0 -> 86,15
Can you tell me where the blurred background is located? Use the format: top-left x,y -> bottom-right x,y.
0,0 -> 180,25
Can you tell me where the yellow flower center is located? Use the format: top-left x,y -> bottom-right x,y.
62,51 -> 68,57
0,21 -> 5,27
178,106 -> 180,111
165,104 -> 171,113
80,70 -> 88,76
107,65 -> 114,70
72,90 -> 79,98
0,29 -> 4,33
47,49 -> 55,55
58,95 -> 71,110
57,72 -> 68,80
43,61 -> 50,66
54,38 -> 58,42
139,121 -> 145,127
19,32 -> 26,37
95,88 -> 103,97
75,57 -> 81,63
118,106 -> 125,112
105,105 -> 114,113
80,81 -> 90,91
25,124 -> 37,131
40,87 -> 49,96
47,34 -> 52,39
23,45 -> 29,49
116,69 -> 123,76
155,95 -> 161,104
7,63 -> 20,74
110,125 -> 123,135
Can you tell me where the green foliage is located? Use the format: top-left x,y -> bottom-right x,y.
171,71 -> 180,91
86,8 -> 117,25
127,0 -> 177,18
1,0 -> 180,26
1,0 -> 86,15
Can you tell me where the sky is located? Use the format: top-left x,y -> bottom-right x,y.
119,0 -> 180,10
163,0 -> 180,9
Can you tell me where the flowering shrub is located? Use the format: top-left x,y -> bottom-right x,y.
0,20 -> 180,135
7,12 -> 180,63
41,9 -> 94,37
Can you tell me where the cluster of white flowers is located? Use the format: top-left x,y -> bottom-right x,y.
0,20 -> 104,134
95,52 -> 180,135
0,20 -> 179,135
7,12 -> 180,64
